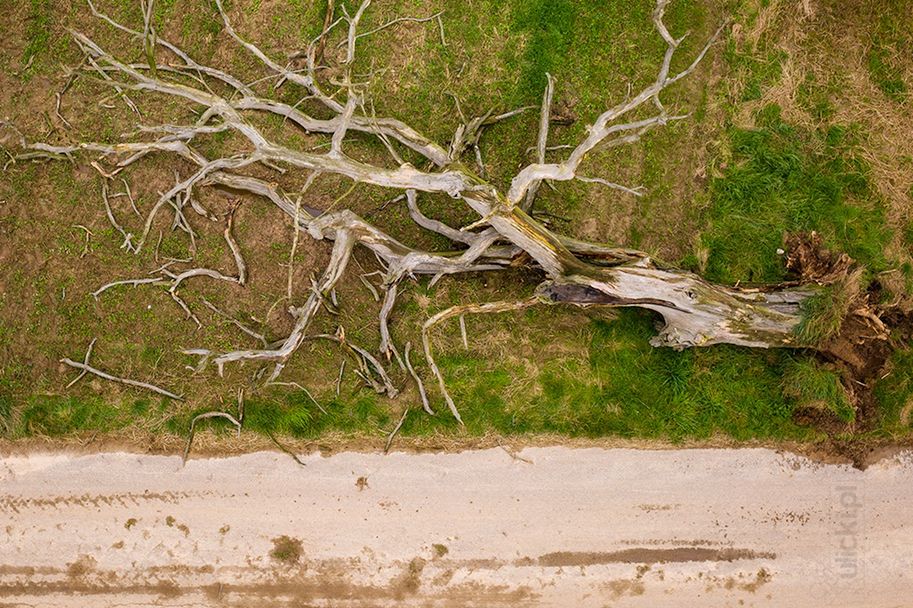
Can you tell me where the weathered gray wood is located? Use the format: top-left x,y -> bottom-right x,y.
11,0 -> 827,420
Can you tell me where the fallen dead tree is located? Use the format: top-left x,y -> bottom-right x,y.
4,0 -> 894,422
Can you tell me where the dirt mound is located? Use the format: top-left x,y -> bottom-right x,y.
785,233 -> 911,449
785,234 -> 893,380
785,232 -> 856,284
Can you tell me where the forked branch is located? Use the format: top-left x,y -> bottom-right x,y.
62,339 -> 182,400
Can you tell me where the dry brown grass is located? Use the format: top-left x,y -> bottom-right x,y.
729,0 -> 913,297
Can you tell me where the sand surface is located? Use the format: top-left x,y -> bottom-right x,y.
2,447 -> 912,606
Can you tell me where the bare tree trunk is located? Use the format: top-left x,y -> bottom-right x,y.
540,270 -> 812,349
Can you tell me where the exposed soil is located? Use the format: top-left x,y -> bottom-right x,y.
784,232 -> 913,459
784,232 -> 856,285
534,548 -> 776,567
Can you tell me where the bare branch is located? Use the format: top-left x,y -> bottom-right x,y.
266,381 -> 326,414
330,94 -> 359,156
343,0 -> 372,65
164,267 -> 241,327
62,340 -> 182,400
384,404 -> 409,453
65,337 -> 97,388
93,276 -> 168,299
84,52 -> 139,114
404,341 -> 433,415
506,7 -> 727,206
101,179 -> 136,252
353,11 -> 443,43
498,439 -> 534,464
117,178 -> 141,217
336,359 -> 345,397
54,92 -> 72,130
405,189 -> 475,245
72,224 -> 92,258
202,298 -> 267,346
359,273 -> 380,301
378,282 -> 398,358
182,410 -> 241,463
209,231 -> 355,374
13,0 -> 818,420
436,14 -> 447,46
223,201 -> 247,285
87,0 -> 253,95
522,72 -> 555,212
137,154 -> 260,252
314,0 -> 336,65
577,175 -> 646,197
422,297 -> 542,423
140,0 -> 156,77
312,330 -> 399,397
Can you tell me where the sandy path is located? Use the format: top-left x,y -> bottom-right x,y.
1,447 -> 912,607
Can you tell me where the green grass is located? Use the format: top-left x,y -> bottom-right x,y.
21,0 -> 52,79
698,104 -> 890,284
269,535 -> 303,564
511,0 -> 576,102
364,311 -> 814,442
539,314 -> 808,441
869,48 -> 908,103
866,9 -> 910,103
0,392 -> 12,435
874,349 -> 913,433
727,45 -> 787,103
163,390 -> 391,440
16,395 -> 132,437
796,72 -> 838,123
794,272 -> 861,345
781,357 -> 855,424
724,3 -> 787,105
795,290 -> 845,344
131,310 -> 825,445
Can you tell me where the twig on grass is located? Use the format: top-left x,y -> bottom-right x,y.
384,404 -> 409,453
182,388 -> 244,463
62,339 -> 182,400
